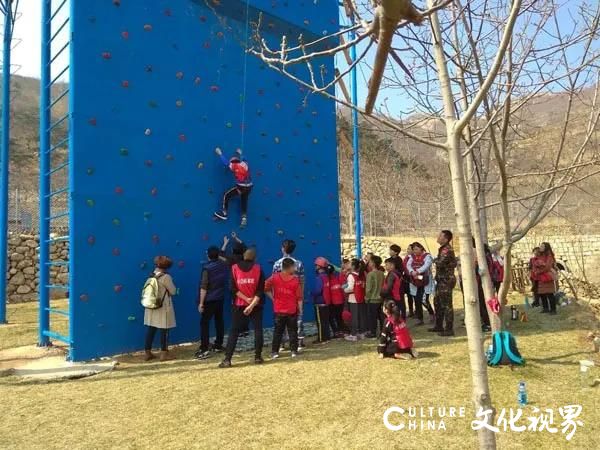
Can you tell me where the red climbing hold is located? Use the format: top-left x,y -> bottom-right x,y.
210,85 -> 219,92
121,31 -> 129,39
121,80 -> 129,88
115,186 -> 123,195
112,248 -> 121,256
88,117 -> 97,126
102,52 -> 112,59
114,285 -> 123,293
80,294 -> 89,302
203,41 -> 211,49
178,134 -> 187,142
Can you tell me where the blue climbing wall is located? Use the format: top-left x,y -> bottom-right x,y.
69,0 -> 340,360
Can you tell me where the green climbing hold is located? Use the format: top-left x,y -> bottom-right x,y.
86,199 -> 95,207
128,316 -> 136,321
226,122 -> 233,128
197,162 -> 204,169
148,100 -> 158,108
112,218 -> 121,227
119,148 -> 129,156
86,168 -> 94,175
143,212 -> 152,220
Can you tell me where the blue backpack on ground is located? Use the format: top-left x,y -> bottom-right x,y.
488,331 -> 524,366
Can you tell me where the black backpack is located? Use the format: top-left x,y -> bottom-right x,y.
488,331 -> 524,366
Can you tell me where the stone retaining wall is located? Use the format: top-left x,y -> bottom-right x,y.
5,233 -> 69,303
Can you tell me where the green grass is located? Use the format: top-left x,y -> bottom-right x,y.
1,294 -> 599,449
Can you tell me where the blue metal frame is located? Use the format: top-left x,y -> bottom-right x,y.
350,30 -> 362,258
0,0 -> 19,324
38,0 -> 51,345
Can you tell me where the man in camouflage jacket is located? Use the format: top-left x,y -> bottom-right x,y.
428,230 -> 458,336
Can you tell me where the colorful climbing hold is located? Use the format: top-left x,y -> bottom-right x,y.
114,186 -> 123,195
128,316 -> 136,321
145,65 -> 153,72
102,52 -> 112,60
313,138 -> 319,144
183,210 -> 192,218
210,85 -> 219,92
179,134 -> 187,142
274,137 -> 280,144
86,168 -> 94,175
121,30 -> 129,39
145,160 -> 153,167
112,248 -> 121,256
165,153 -> 174,161
114,285 -> 123,293
277,230 -> 284,236
177,261 -> 185,269
226,122 -> 233,128
86,199 -> 95,207
150,188 -> 158,196
143,212 -> 152,220
197,162 -> 204,169
194,76 -> 201,85
175,99 -> 183,108
143,24 -> 153,32
87,235 -> 96,246
144,128 -> 152,136
121,80 -> 130,88
80,294 -> 89,302
176,71 -> 184,80
148,100 -> 158,108
112,218 -> 121,227
88,117 -> 97,126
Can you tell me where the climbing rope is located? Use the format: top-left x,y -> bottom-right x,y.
240,0 -> 251,152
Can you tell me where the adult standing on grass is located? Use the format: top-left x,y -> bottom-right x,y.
219,248 -> 266,368
273,239 -> 305,348
406,242 -> 435,326
428,230 -> 458,337
195,246 -> 228,360
365,255 -> 385,338
144,256 -> 177,361
533,242 -> 558,315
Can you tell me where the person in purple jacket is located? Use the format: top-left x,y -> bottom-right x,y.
214,147 -> 253,227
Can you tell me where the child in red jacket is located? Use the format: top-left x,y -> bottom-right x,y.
378,300 -> 418,360
214,147 -> 253,227
328,264 -> 346,336
265,258 -> 302,359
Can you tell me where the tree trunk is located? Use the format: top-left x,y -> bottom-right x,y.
466,156 -> 501,333
429,2 -> 497,446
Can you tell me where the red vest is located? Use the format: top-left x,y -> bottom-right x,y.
231,161 -> 250,184
388,318 -> 413,350
410,253 -> 430,287
383,271 -> 402,300
349,272 -> 366,303
329,273 -> 345,305
270,273 -> 300,314
232,263 -> 261,307
319,273 -> 332,305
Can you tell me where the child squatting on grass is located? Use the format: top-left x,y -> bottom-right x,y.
377,300 -> 418,360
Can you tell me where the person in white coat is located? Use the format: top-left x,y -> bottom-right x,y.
144,256 -> 177,361
406,242 -> 435,325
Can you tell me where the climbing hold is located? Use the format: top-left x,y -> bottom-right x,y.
197,162 -> 204,169
128,316 -> 136,321
199,15 -> 207,22
102,52 -> 112,60
210,85 -> 219,92
216,31 -> 224,38
175,99 -> 183,108
265,216 -> 271,222
114,285 -> 123,293
295,189 -> 301,195
203,41 -> 211,49
115,186 -> 123,195
113,0 -> 121,6
148,100 -> 158,108
112,218 -> 121,227
275,103 -> 281,110
121,80 -> 129,88
80,294 -> 89,302
144,128 -> 152,136
257,109 -> 262,116
313,138 -> 319,144
274,137 -> 280,144
87,235 -> 96,246
177,261 -> 185,269
175,240 -> 182,247
311,240 -> 318,246
86,199 -> 95,207
226,122 -> 232,128
86,168 -> 94,175
145,65 -> 153,72
119,147 -> 129,156
202,234 -> 209,241
256,171 -> 263,177
276,191 -> 284,198
145,160 -> 153,167
88,117 -> 97,126
299,234 -> 305,240
121,30 -> 129,39
194,76 -> 201,85
165,154 -> 174,161
277,230 -> 284,236
179,134 -> 187,142
112,248 -> 121,256
152,234 -> 160,244
207,188 -> 214,194
143,24 -> 153,32
164,8 -> 172,16
277,163 -> 283,171
176,71 -> 184,80
150,188 -> 158,196
143,212 -> 152,220
183,210 -> 192,218
299,211 -> 306,216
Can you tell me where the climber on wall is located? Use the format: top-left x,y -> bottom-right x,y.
214,147 -> 253,227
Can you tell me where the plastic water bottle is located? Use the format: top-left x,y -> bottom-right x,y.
517,381 -> 528,407
485,344 -> 493,362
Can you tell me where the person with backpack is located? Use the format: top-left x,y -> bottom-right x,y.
195,246 -> 229,360
406,242 -> 435,326
311,257 -> 332,343
265,258 -> 303,359
219,248 -> 265,368
377,300 -> 418,360
328,264 -> 346,337
382,258 -> 405,319
213,147 -> 252,227
142,256 -> 177,361
344,258 -> 367,341
365,255 -> 385,338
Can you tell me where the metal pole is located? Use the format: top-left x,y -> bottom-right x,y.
39,0 -> 51,346
350,30 -> 362,258
0,1 -> 14,324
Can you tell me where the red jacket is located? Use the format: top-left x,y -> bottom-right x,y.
388,318 -> 413,349
382,270 -> 402,301
348,272 -> 366,303
265,273 -> 301,315
329,273 -> 345,305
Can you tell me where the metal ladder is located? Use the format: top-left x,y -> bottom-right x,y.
39,0 -> 72,350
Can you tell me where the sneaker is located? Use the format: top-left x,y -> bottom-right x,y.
438,330 -> 455,337
271,353 -> 280,360
211,344 -> 224,353
298,339 -> 305,349
240,216 -> 248,227
291,352 -> 299,358
196,350 -> 211,360
415,320 -> 425,326
482,325 -> 492,332
428,327 -> 444,333
214,211 -> 228,220
344,335 -> 358,342
411,349 -> 419,359
218,359 -> 232,368
254,356 -> 264,364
